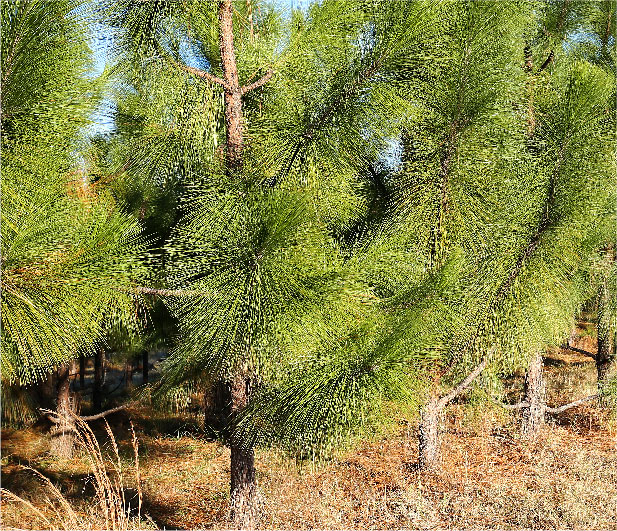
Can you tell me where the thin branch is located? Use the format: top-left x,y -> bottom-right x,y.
538,50 -> 554,72
176,63 -> 230,91
490,397 -> 529,410
241,69 -> 274,94
42,403 -> 133,423
132,286 -> 205,297
153,38 -> 230,90
78,404 -> 132,421
438,356 -> 488,409
546,394 -> 599,414
561,344 -> 596,359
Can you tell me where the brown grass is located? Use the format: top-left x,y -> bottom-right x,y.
1,415 -> 154,530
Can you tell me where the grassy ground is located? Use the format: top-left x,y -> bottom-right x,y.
2,347 -> 616,530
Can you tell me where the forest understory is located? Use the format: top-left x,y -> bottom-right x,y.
2,335 -> 616,530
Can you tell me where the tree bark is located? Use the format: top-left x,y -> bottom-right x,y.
93,348 -> 103,413
596,322 -> 615,387
126,358 -> 134,389
418,397 -> 441,471
79,354 -> 85,390
417,357 -> 488,471
50,365 -> 76,459
229,371 -> 259,529
521,353 -> 546,438
215,2 -> 268,525
219,0 -> 243,170
204,379 -> 231,435
142,350 -> 149,384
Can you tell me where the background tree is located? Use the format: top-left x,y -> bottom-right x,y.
1,0 -> 146,456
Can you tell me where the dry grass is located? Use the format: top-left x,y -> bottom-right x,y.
1,415 -> 154,530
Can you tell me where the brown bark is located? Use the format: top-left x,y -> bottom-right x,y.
50,365 -> 76,459
214,3 -> 265,524
79,354 -> 85,390
93,348 -> 103,412
418,397 -> 441,471
229,371 -> 259,529
521,353 -> 546,438
142,350 -> 149,384
219,0 -> 243,170
597,323 -> 616,387
126,358 -> 134,388
204,379 -> 231,434
417,357 -> 487,471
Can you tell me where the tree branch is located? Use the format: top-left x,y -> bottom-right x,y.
546,394 -> 599,414
43,403 -> 134,423
79,404 -> 131,421
503,401 -> 529,410
538,50 -> 554,72
176,63 -> 230,91
561,344 -> 596,359
490,397 -> 529,410
438,356 -> 488,409
241,69 -> 274,94
132,286 -> 207,297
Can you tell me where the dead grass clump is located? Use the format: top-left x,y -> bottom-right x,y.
1,415 -> 153,530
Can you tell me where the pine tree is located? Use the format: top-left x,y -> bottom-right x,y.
104,0 -> 439,525
1,0 -> 145,456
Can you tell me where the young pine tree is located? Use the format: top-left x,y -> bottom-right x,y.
1,0 -> 145,456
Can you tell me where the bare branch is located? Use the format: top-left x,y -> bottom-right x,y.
79,404 -> 132,421
438,356 -> 488,409
43,404 -> 133,423
241,69 -> 274,94
561,344 -> 596,359
132,286 -> 207,297
490,397 -> 529,410
177,63 -> 230,91
546,394 -> 599,414
538,50 -> 554,72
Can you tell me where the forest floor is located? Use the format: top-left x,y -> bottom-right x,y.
2,338 -> 616,530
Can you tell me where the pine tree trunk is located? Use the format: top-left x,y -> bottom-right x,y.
93,348 -> 103,412
219,0 -> 243,170
126,358 -> 133,389
521,353 -> 546,438
142,350 -> 149,384
596,323 -> 615,387
417,358 -> 488,471
50,364 -> 75,459
216,2 -> 265,525
418,397 -> 442,471
205,379 -> 231,434
79,354 -> 85,389
229,371 -> 259,529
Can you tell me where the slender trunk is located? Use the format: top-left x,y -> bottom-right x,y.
204,379 -> 231,434
142,350 -> 149,384
521,353 -> 546,438
50,365 -> 75,458
79,354 -> 85,390
93,348 -> 103,412
126,358 -> 133,389
219,0 -> 243,170
417,357 -> 488,471
229,371 -> 259,529
418,397 -> 442,471
36,371 -> 56,410
217,2 -> 261,525
597,322 -> 615,387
